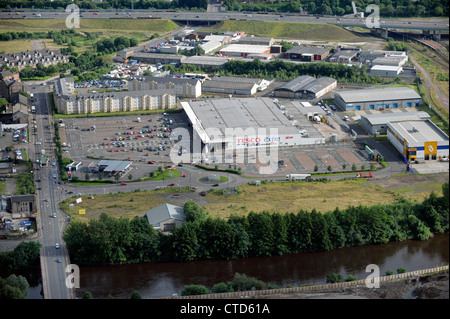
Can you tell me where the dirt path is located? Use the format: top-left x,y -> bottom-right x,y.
408,47 -> 449,112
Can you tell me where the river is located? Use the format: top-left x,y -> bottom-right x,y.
63,233 -> 449,299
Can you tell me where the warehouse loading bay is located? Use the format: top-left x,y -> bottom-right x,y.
57,99 -> 445,180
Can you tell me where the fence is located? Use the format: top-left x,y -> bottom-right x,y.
165,265 -> 448,299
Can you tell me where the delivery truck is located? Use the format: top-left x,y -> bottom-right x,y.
286,174 -> 311,181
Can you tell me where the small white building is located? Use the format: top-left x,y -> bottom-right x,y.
370,65 -> 403,77
145,203 -> 185,232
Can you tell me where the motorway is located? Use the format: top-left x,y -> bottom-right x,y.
0,9 -> 448,31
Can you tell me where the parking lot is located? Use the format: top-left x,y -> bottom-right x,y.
59,111 -> 191,180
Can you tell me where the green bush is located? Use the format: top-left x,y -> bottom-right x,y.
181,284 -> 209,296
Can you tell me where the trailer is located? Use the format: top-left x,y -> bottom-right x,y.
356,172 -> 373,178
286,174 -> 311,181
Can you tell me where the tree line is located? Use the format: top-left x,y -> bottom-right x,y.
64,183 -> 449,266
173,59 -> 390,84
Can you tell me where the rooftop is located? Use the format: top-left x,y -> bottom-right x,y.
285,46 -> 330,56
335,87 -> 421,103
97,160 -> 132,172
181,97 -> 300,143
389,119 -> 449,144
361,111 -> 430,125
146,203 -> 185,227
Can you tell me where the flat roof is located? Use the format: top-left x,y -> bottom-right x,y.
181,97 -> 300,143
220,44 -> 270,54
335,87 -> 421,103
285,46 -> 330,56
183,55 -> 229,66
371,65 -> 402,71
389,119 -> 449,144
361,111 -> 430,125
98,160 -> 132,172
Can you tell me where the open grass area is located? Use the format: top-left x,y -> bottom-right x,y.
199,20 -> 367,42
60,187 -> 189,223
59,173 -> 448,222
202,175 -> 448,219
0,38 -> 32,52
0,18 -> 179,33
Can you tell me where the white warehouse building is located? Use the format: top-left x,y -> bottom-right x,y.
387,119 -> 449,162
180,97 -> 325,153
334,87 -> 422,111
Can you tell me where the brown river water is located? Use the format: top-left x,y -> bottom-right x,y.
68,233 -> 448,299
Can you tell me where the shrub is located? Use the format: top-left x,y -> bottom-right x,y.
181,284 -> 209,296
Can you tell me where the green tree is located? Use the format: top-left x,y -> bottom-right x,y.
130,290 -> 142,299
171,222 -> 200,262
212,282 -> 233,293
326,273 -> 343,283
1,275 -> 29,299
82,291 -> 93,299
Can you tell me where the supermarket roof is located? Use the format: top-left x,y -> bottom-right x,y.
181,97 -> 299,143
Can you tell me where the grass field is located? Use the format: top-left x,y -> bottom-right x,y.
0,18 -> 179,33
0,18 -> 180,53
60,187 -> 189,223
59,173 -> 448,222
199,20 -> 367,42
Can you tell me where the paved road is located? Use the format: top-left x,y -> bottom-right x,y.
28,84 -> 74,299
0,10 -> 448,31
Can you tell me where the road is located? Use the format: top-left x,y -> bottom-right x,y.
28,84 -> 74,299
0,10 -> 448,31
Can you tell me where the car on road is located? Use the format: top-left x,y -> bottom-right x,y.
121,182 -> 127,185
52,213 -> 57,218
44,198 -> 49,202
53,174 -> 57,178
57,258 -> 62,263
182,174 -> 187,178
56,243 -> 60,249
212,183 -> 219,187
148,161 -> 154,164
168,183 -> 176,186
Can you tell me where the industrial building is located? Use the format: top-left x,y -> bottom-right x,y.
273,76 -> 337,100
181,55 -> 230,70
219,44 -> 271,57
387,119 -> 449,162
238,36 -> 275,46
370,65 -> 403,77
357,50 -> 408,63
180,97 -> 323,153
128,76 -> 202,98
54,77 -> 177,114
131,52 -> 186,65
333,87 -> 422,111
283,46 -> 330,61
202,76 -> 271,95
360,111 -> 431,135
371,56 -> 408,67
329,50 -> 358,63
